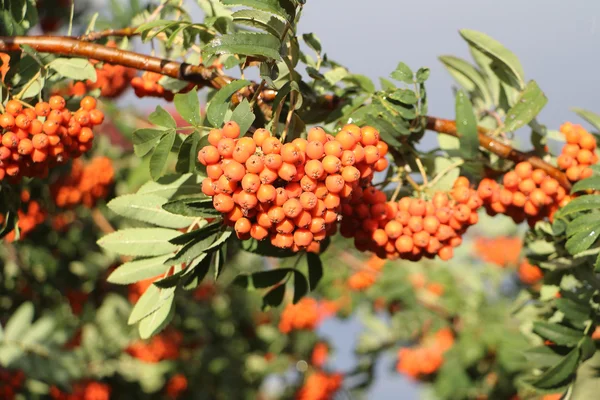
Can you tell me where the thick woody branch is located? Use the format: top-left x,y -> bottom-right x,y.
425,116 -> 572,190
0,36 -> 230,89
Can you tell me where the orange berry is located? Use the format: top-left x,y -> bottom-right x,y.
31,148 -> 48,162
235,217 -> 252,234
563,144 -> 580,157
540,178 -> 559,195
294,210 -> 312,228
512,191 -> 527,207
566,165 -> 582,182
80,96 -> 97,111
253,128 -> 270,146
325,174 -> 345,193
213,194 -> 235,212
324,141 -> 343,157
206,164 -> 223,180
408,215 -> 423,233
276,218 -> 295,234
306,141 -> 325,160
241,173 -> 261,193
34,101 -> 51,117
42,120 -> 59,135
413,231 -> 430,248
423,215 -> 440,234
363,145 -> 380,164
268,206 -> 285,223
283,198 -> 302,218
202,178 -> 216,196
208,129 -> 223,146
352,144 -> 365,163
17,138 -> 33,155
0,113 -> 15,129
408,199 -> 426,217
1,132 -> 18,148
580,134 -> 597,151
524,200 -> 539,216
451,186 -> 470,203
15,113 -> 31,130
360,126 -> 379,146
5,100 -> 23,116
300,192 -> 318,210
216,175 -> 237,194
275,187 -> 289,206
257,184 -> 276,203
335,131 -> 356,150
581,167 -> 594,179
250,224 -> 269,240
281,143 -> 301,164
263,153 -> 282,170
323,193 -> 340,209
223,161 -> 245,181
395,235 -> 414,253
245,155 -> 264,174
293,229 -> 313,247
518,179 -> 536,195
438,246 -> 453,261
515,162 -> 532,179
278,163 -> 297,181
565,129 -> 581,144
577,149 -> 594,164
262,137 -> 282,154
260,167 -> 278,184
373,157 -> 388,172
309,217 -> 326,233
530,189 -> 548,207
531,169 -> 547,185
222,121 -> 241,139
307,127 -> 327,144
49,95 -> 66,110
89,109 -> 104,125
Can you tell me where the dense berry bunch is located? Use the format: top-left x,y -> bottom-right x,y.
295,371 -> 343,400
131,71 -> 194,101
278,297 -> 339,334
0,96 -> 103,182
557,122 -> 597,182
51,156 -> 115,208
473,236 -> 523,267
396,328 -> 454,380
518,260 -> 543,285
342,177 -> 481,261
1,191 -> 47,242
126,330 -> 183,363
198,122 -> 389,251
347,255 -> 386,291
478,162 -> 568,226
66,41 -> 137,99
0,368 -> 25,399
49,381 -> 111,400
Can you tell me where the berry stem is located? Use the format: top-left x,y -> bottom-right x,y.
425,116 -> 572,190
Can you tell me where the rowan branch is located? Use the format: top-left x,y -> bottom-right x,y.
79,27 -> 138,41
425,116 -> 572,190
0,36 -> 229,89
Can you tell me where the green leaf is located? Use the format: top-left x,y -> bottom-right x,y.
4,302 -> 34,341
530,347 -> 580,389
176,131 -> 201,174
49,58 -> 96,81
167,234 -> 216,265
262,284 -> 285,309
523,346 -> 565,367
532,322 -> 584,346
429,157 -> 462,192
572,176 -> 600,193
229,98 -> 255,135
149,131 -> 176,180
148,105 -> 177,129
232,9 -> 286,37
22,316 -> 54,345
206,79 -> 251,127
439,55 -> 491,106
222,0 -> 295,21
558,195 -> 600,217
163,198 -> 221,218
98,228 -> 179,257
566,214 -> 600,237
128,285 -> 175,324
390,62 -> 413,84
204,32 -> 281,61
306,253 -> 323,290
388,89 -> 418,105
108,194 -> 195,229
138,293 -> 175,339
235,269 -> 290,289
504,80 -> 547,132
455,90 -> 479,159
416,67 -> 430,83
137,173 -> 200,199
241,238 -> 297,257
571,108 -> 600,132
555,299 -> 590,325
566,229 -> 600,255
174,88 -> 201,126
169,222 -> 222,245
182,253 -> 213,290
132,128 -> 166,157
303,32 -> 322,54
107,255 -> 173,285
459,29 -> 525,89
292,270 -> 308,304
595,253 -> 600,272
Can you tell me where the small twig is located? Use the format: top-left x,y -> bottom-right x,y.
281,91 -> 296,142
91,208 -> 115,234
249,79 -> 266,109
405,175 -> 421,193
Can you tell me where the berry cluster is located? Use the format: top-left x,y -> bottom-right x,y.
198,122 -> 389,251
165,374 -> 188,399
51,156 -> 115,208
347,254 -> 386,291
396,328 -> 454,380
2,191 -> 47,242
278,297 -> 339,334
518,260 -> 543,285
478,162 -> 568,226
49,381 -> 111,400
0,96 -> 103,182
131,71 -> 194,101
0,368 -> 25,399
66,41 -> 137,99
126,330 -> 183,363
296,372 -> 343,400
342,177 -> 481,261
473,236 -> 523,268
557,122 -> 597,182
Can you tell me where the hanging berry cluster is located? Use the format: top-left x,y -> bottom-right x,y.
131,71 -> 194,101
51,156 -> 115,208
295,371 -> 343,400
198,122 -> 389,252
396,328 -> 455,380
0,368 -> 25,399
342,177 -> 481,261
66,41 -> 136,99
0,96 -> 104,182
556,122 -> 597,182
478,162 -> 569,226
1,191 -> 47,242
